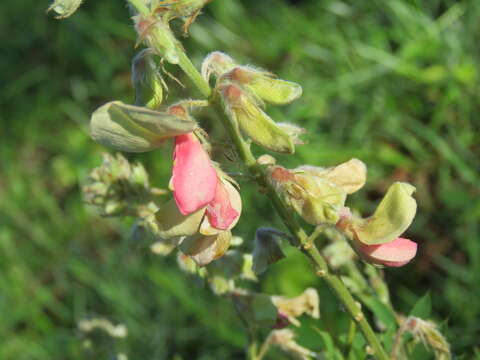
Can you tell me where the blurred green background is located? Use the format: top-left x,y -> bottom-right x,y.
1,0 -> 479,358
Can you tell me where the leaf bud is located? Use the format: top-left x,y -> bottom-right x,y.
131,49 -> 165,109
134,15 -> 181,64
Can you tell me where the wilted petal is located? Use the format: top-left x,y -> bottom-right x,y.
205,179 -> 241,231
356,237 -> 417,267
352,182 -> 417,245
150,198 -> 205,239
180,231 -> 232,267
252,228 -> 288,275
172,133 -> 218,215
271,288 -> 320,326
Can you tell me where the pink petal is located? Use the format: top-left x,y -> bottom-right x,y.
357,237 -> 417,267
206,180 -> 240,230
172,133 -> 218,215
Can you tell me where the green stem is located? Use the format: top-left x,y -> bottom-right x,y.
247,329 -> 259,360
178,51 -> 212,98
165,43 -> 390,360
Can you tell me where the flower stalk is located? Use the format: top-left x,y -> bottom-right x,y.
168,35 -> 390,360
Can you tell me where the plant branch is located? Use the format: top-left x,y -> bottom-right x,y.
173,50 -> 389,360
173,54 -> 389,360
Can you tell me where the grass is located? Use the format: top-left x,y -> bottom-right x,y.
1,0 -> 479,358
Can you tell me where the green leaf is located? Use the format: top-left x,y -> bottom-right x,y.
409,292 -> 432,319
353,182 -> 417,245
362,296 -> 397,331
251,294 -> 277,327
90,101 -> 196,153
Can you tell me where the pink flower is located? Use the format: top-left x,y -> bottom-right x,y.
172,133 -> 218,215
355,237 -> 418,267
205,179 -> 240,230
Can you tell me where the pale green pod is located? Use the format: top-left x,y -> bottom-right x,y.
47,0 -> 83,19
90,101 -> 196,152
221,85 -> 295,154
151,199 -> 205,239
352,182 -> 417,245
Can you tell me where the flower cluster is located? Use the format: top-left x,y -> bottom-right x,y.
267,159 -> 418,267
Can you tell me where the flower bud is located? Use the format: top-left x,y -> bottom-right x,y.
172,133 -> 218,215
47,0 -> 83,19
298,158 -> 367,195
402,317 -> 451,359
82,153 -> 163,217
276,123 -> 307,145
252,228 -> 287,275
132,49 -> 165,109
220,85 -> 295,154
224,66 -> 302,105
201,51 -> 237,83
134,16 -> 180,64
270,166 -> 347,225
90,101 -> 196,152
153,0 -> 213,33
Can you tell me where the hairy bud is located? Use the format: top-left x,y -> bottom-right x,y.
220,84 -> 295,154
90,101 -> 196,152
132,49 -> 165,109
224,66 -> 302,105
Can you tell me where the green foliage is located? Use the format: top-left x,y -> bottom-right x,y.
1,0 -> 480,358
